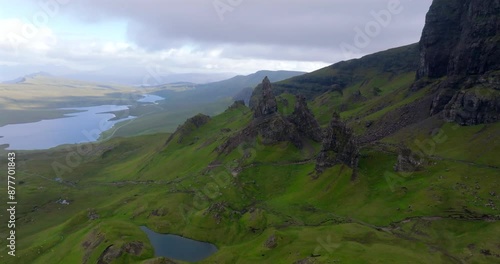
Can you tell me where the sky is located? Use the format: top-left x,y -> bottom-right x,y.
0,0 -> 433,84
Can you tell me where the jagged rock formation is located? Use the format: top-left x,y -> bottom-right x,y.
220,78 -> 360,176
394,146 -> 423,172
443,88 -> 500,125
316,112 -> 359,175
166,113 -> 211,144
218,78 -> 311,154
288,95 -> 322,142
415,0 -> 500,125
217,111 -> 303,154
97,242 -> 144,264
254,77 -> 278,118
256,114 -> 302,147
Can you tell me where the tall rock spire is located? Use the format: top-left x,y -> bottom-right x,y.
316,112 -> 359,177
289,95 -> 322,142
254,77 -> 278,118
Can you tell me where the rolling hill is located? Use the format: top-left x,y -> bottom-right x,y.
1,0 -> 499,263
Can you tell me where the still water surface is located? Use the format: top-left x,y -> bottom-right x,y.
0,105 -> 133,150
0,94 -> 165,150
140,226 -> 218,262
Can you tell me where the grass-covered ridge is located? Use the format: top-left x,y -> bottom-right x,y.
250,43 -> 419,107
2,95 -> 499,263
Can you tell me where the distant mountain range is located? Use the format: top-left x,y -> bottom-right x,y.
2,71 -> 53,84
153,70 -> 306,107
62,71 -> 238,86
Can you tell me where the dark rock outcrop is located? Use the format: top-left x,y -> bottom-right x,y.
97,242 -> 144,264
166,113 -> 211,144
97,245 -> 123,264
217,113 -> 303,154
87,209 -> 100,220
414,0 -> 500,126
416,0 -> 500,79
316,112 -> 359,176
254,77 -> 278,118
394,146 -> 424,172
443,88 -> 500,125
184,114 -> 211,129
204,202 -> 227,225
360,95 -> 435,144
142,258 -> 179,264
217,77 -> 305,154
293,258 -> 317,264
429,83 -> 458,115
257,114 -> 302,148
288,95 -> 322,142
82,229 -> 105,264
264,234 -> 278,249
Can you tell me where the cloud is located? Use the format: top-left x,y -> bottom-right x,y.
1,0 -> 433,83
0,19 -> 57,56
62,0 -> 432,56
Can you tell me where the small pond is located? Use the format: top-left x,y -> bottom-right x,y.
140,226 -> 218,262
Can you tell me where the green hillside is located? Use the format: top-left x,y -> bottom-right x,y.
2,1 -> 500,262
2,82 -> 499,263
250,44 -> 419,107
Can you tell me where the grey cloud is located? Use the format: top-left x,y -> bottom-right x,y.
60,0 -> 433,62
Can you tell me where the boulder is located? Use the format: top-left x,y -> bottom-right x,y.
394,146 -> 424,172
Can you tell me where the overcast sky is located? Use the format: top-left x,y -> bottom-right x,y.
0,0 -> 433,84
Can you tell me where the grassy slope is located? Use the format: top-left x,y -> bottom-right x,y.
249,43 -> 419,108
2,99 -> 499,263
2,44 -> 499,264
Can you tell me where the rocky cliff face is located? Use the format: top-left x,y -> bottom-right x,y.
416,0 -> 500,125
417,0 -> 500,79
443,88 -> 500,125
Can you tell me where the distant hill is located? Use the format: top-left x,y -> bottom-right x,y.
62,71 -> 237,85
2,71 -> 52,84
197,70 -> 306,95
250,44 -> 419,107
159,70 -> 306,106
